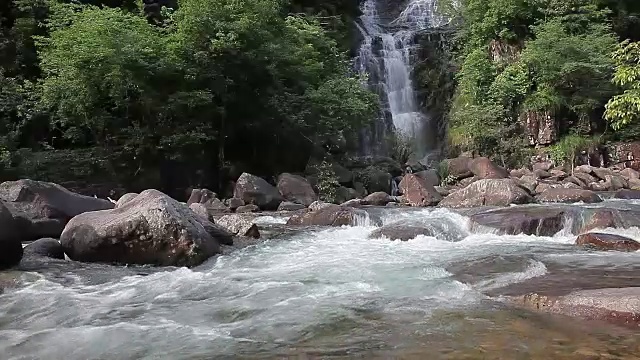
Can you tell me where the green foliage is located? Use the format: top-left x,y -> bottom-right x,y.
315,160 -> 340,203
548,134 -> 598,169
604,40 -> 640,130
386,133 -> 415,165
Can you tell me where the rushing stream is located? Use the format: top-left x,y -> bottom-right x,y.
2,202 -> 640,359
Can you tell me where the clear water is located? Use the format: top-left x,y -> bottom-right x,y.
2,204 -> 640,359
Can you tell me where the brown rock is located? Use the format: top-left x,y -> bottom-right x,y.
614,189 -> 640,200
236,204 -> 260,213
470,206 -> 566,236
414,169 -> 440,187
533,169 -> 552,179
399,174 -> 442,207
537,188 -> 602,204
620,168 -> 640,180
510,168 -> 532,178
233,173 -> 283,210
564,176 -> 586,188
469,157 -> 508,179
277,173 -> 317,207
363,192 -> 392,206
439,179 -> 532,208
592,167 -> 616,181
576,233 -> 640,251
533,161 -> 553,172
513,175 -> 538,194
286,204 -> 365,226
550,169 -> 567,178
603,174 -> 627,191
441,157 -> 473,179
629,178 -> 640,190
572,171 -> 597,185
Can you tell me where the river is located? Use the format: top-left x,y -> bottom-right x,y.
1,202 -> 640,359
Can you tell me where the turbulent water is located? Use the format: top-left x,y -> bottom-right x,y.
356,0 -> 447,159
2,202 -> 640,359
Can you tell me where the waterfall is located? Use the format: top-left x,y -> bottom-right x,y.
355,0 -> 446,162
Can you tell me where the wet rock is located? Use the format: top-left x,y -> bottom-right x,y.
233,173 -> 283,210
399,174 -> 442,207
0,179 -> 114,241
620,168 -> 640,180
277,202 -> 306,211
537,188 -> 602,204
0,201 -> 22,269
277,173 -> 317,207
341,199 -> 365,208
442,157 -> 473,179
23,238 -> 65,259
226,198 -> 244,211
469,157 -> 508,179
614,189 -> 640,200
440,179 -> 532,208
363,192 -> 392,206
533,169 -> 552,179
60,189 -> 224,267
513,288 -> 640,328
576,233 -> 640,252
470,206 -> 565,236
414,169 -> 440,187
368,225 -> 435,241
216,214 -> 260,239
286,204 -> 365,227
236,204 -> 260,213
116,193 -> 138,208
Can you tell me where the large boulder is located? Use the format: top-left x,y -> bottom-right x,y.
357,166 -> 392,194
23,238 -> 65,260
368,225 -> 436,241
470,206 -> 566,236
592,167 -> 616,181
233,173 -> 283,210
603,174 -> 627,191
441,157 -> 473,179
399,174 -> 442,207
439,179 -> 532,208
277,173 -> 317,206
116,193 -> 139,209
363,192 -> 392,206
576,233 -> 640,252
0,179 -> 114,241
187,189 -> 217,206
215,214 -> 260,239
0,201 -> 23,269
286,204 -> 365,226
537,188 -> 602,204
620,168 -> 640,180
332,163 -> 354,186
469,157 -> 508,179
60,189 -> 226,267
572,171 -> 598,185
414,169 -> 440,187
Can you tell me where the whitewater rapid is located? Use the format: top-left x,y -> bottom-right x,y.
1,205 -> 640,359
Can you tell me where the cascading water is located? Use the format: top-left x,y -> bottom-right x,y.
356,0 -> 447,162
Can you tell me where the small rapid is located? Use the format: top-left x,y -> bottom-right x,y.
2,204 -> 640,359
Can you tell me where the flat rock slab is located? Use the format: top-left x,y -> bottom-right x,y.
510,287 -> 640,329
576,233 -> 640,252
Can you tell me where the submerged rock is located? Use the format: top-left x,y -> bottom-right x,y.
575,233 -> 640,252
233,173 -> 283,210
286,204 -> 365,227
0,179 -> 114,241
23,238 -> 65,260
60,189 -> 225,267
440,179 -> 532,208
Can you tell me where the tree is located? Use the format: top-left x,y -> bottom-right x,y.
604,40 -> 640,130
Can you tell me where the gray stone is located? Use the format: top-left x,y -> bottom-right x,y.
116,193 -> 139,208
216,214 -> 260,239
439,179 -> 532,208
23,238 -> 65,259
277,173 -> 317,207
233,173 -> 283,210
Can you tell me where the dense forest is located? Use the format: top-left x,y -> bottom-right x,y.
0,0 -> 376,197
440,0 -> 640,167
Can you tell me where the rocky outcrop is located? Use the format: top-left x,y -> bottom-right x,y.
60,189 -> 227,267
215,214 -> 260,238
513,288 -> 640,328
537,188 -> 601,204
439,179 -> 532,208
576,233 -> 640,252
286,204 -> 365,227
469,157 -> 508,179
116,193 -> 139,208
0,201 -> 23,269
368,225 -> 435,241
277,173 -> 317,206
233,173 -> 283,210
23,238 -> 65,259
470,206 -> 565,236
442,157 -> 473,179
399,174 -> 442,207
0,179 -> 114,241
520,110 -> 556,146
